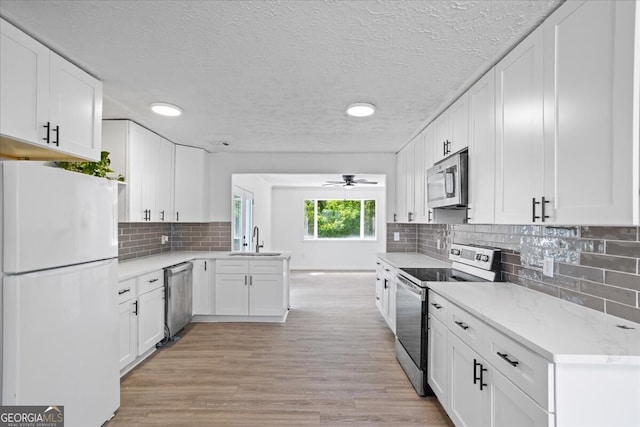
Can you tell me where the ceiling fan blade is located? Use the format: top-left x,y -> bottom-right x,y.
353,179 -> 378,184
324,180 -> 345,184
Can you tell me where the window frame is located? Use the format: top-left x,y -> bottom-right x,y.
303,198 -> 377,241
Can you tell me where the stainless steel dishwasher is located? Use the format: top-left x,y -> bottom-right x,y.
164,262 -> 193,339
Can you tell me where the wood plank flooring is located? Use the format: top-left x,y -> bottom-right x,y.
107,271 -> 453,426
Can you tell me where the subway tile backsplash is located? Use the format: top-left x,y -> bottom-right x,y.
118,222 -> 232,261
388,223 -> 640,324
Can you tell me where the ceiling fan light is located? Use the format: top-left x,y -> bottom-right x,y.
151,102 -> 183,117
343,183 -> 355,189
346,103 -> 375,117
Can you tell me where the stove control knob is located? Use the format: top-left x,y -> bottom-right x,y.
481,255 -> 490,262
451,249 -> 461,256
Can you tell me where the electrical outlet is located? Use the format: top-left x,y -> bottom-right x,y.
543,257 -> 554,277
437,239 -> 441,250
161,235 -> 169,245
394,232 -> 400,241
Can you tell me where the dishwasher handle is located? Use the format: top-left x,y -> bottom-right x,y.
165,262 -> 193,277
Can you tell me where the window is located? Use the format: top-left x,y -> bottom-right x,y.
304,199 -> 376,240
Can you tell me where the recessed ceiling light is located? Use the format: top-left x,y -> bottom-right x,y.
151,102 -> 183,117
346,102 -> 376,117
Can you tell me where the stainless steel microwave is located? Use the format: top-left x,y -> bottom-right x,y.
426,149 -> 468,209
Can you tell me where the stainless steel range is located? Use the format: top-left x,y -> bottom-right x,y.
395,244 -> 501,396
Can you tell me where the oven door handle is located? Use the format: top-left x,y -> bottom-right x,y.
396,277 -> 425,301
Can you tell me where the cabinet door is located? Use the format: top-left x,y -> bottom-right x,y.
140,131 -> 159,221
405,140 -> 415,222
174,145 -> 208,222
249,274 -> 283,316
433,111 -> 451,163
138,286 -> 165,355
543,0 -> 637,224
495,26 -> 544,224
448,332 -> 486,427
468,69 -> 496,224
375,271 -> 383,311
215,274 -> 249,315
450,93 -> 470,155
127,123 -> 147,222
118,300 -> 137,371
49,52 -> 102,161
192,260 -> 211,315
156,137 -> 175,222
490,368 -> 553,427
395,148 -> 408,222
387,277 -> 396,334
0,18 -> 49,146
428,315 -> 449,409
413,133 -> 426,223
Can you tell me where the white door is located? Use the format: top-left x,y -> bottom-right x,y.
118,299 -> 137,370
448,332 -> 486,427
0,18 -> 49,147
192,259 -> 212,315
395,149 -> 408,222
494,25 -> 544,224
2,259 -> 120,427
215,274 -> 249,315
490,368 -> 553,427
156,137 -> 175,222
543,0 -> 637,225
137,286 -> 165,355
232,186 -> 254,251
450,93 -> 470,155
428,315 -> 449,409
249,274 -> 284,316
49,52 -> 102,161
175,144 -> 208,222
433,110 -> 451,163
468,69 -> 496,224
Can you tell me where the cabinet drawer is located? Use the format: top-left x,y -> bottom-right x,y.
485,327 -> 554,411
428,290 -> 448,323
117,278 -> 136,304
448,302 -> 486,354
249,260 -> 282,275
216,259 -> 249,274
137,270 -> 164,294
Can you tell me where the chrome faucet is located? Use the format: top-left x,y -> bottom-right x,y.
252,226 -> 264,253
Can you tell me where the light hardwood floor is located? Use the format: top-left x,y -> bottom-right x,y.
107,271 -> 453,426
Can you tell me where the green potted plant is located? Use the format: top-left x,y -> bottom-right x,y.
56,151 -> 124,181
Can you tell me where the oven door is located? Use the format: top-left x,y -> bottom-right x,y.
395,274 -> 426,368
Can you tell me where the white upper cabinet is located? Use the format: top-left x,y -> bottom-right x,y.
102,120 -> 175,222
0,18 -> 102,161
543,0 -> 638,225
433,93 -> 470,164
467,69 -> 496,224
494,25 -> 545,224
174,144 -> 209,222
395,148 -> 408,223
405,140 -> 416,222
413,132 -> 426,223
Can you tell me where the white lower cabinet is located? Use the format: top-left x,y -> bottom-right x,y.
192,259 -> 214,315
117,278 -> 137,371
427,315 -> 448,407
429,290 -> 554,427
375,257 -> 397,333
117,270 -> 166,376
137,285 -> 165,355
214,259 -> 287,318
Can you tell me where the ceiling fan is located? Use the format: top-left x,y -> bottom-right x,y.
323,174 -> 378,188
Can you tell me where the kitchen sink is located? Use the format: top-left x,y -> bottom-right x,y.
228,252 -> 281,257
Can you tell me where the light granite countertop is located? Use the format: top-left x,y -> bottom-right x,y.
376,252 -> 450,269
429,281 -> 640,365
118,251 -> 291,281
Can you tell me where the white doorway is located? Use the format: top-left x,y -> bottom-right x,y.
232,186 -> 254,252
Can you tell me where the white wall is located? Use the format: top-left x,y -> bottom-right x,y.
272,186 -> 386,270
210,152 -> 396,220
232,174 -> 273,251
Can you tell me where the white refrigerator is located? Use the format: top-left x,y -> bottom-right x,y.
1,161 -> 120,427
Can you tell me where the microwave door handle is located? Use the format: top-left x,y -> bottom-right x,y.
445,171 -> 455,195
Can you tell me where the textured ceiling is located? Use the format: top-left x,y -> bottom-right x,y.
0,0 -> 562,153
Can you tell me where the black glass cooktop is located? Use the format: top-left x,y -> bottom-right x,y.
399,267 -> 485,284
